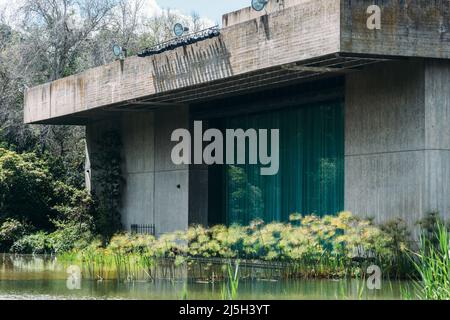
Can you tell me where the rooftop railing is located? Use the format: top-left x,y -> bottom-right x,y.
138,25 -> 221,58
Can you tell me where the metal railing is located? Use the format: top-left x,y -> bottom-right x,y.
138,25 -> 221,58
130,224 -> 156,236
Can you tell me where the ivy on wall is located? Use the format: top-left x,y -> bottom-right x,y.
92,130 -> 124,240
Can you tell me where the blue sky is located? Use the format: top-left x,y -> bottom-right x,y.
156,0 -> 250,25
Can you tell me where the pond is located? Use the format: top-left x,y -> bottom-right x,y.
0,254 -> 413,300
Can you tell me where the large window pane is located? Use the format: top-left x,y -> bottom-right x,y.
222,101 -> 344,225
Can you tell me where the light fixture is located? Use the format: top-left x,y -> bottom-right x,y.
112,44 -> 122,57
173,23 -> 189,37
251,0 -> 269,11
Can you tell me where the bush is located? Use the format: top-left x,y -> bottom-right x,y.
0,218 -> 31,251
9,221 -> 95,255
49,221 -> 94,254
0,148 -> 55,228
0,147 -> 96,245
10,232 -> 53,254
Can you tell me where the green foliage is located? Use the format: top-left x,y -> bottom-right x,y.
0,147 -> 96,252
409,221 -> 450,300
380,218 -> 412,277
10,231 -> 53,254
64,212 -> 412,280
221,261 -> 240,300
0,218 -> 31,251
10,222 -> 94,255
92,131 -> 123,240
0,148 -> 55,228
0,147 -> 94,225
49,221 -> 94,254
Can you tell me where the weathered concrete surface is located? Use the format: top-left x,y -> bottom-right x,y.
345,60 -> 450,227
86,106 -> 190,235
25,0 -> 450,125
341,0 -> 450,58
423,60 -> 450,221
24,0 -> 340,124
121,113 -> 155,229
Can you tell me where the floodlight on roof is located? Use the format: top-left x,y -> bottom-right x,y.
112,44 -> 122,57
251,0 -> 269,11
174,23 -> 190,37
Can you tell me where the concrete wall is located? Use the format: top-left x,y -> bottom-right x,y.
24,0 -> 342,124
86,106 -> 191,235
341,0 -> 450,58
424,60 -> 450,221
85,58 -> 450,233
345,59 -> 450,227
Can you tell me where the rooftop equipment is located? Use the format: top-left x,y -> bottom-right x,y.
252,0 -> 269,11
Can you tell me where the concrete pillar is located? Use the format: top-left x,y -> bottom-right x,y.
121,112 -> 155,230
120,106 -> 191,235
424,60 -> 450,220
153,106 -> 190,235
345,59 -> 450,228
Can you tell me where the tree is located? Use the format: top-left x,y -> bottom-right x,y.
20,0 -> 118,81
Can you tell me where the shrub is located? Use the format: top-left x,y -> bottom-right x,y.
49,221 -> 94,254
10,232 -> 53,254
0,147 -> 96,251
0,148 -> 55,228
0,218 -> 31,251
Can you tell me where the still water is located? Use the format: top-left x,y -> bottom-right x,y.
0,254 -> 412,300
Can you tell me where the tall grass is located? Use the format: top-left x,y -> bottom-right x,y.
221,260 -> 240,300
409,221 -> 449,300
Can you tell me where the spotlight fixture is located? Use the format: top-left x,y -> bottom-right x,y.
251,0 -> 269,11
173,23 -> 189,37
112,44 -> 127,60
112,44 -> 122,57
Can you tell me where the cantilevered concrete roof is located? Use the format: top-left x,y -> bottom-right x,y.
24,0 -> 450,124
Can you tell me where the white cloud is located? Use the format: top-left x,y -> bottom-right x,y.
143,0 -> 163,16
0,0 -> 214,29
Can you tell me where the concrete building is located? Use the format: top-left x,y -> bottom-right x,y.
24,0 -> 450,235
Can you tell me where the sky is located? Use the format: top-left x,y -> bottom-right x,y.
0,0 -> 251,26
155,0 -> 250,25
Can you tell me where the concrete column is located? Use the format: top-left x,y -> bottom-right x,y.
424,60 -> 450,220
345,59 -> 450,228
119,106 -> 191,235
121,112 -> 155,230
153,106 -> 190,235
345,60 -> 426,226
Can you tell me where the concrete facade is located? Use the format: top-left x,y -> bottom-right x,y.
86,106 -> 191,235
24,1 -> 450,234
345,60 -> 450,226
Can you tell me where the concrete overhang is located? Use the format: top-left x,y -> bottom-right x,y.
24,0 -> 450,125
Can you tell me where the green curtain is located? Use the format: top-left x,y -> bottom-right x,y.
222,101 -> 344,225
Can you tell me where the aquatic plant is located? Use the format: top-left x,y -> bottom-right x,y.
221,260 -> 240,300
55,212 -> 425,282
408,221 -> 449,300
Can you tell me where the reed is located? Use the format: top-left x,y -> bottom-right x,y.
408,221 -> 449,300
221,260 -> 240,300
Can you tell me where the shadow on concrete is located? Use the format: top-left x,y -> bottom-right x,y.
152,37 -> 233,93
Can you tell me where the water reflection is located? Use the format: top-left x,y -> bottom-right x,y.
0,254 -> 412,300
